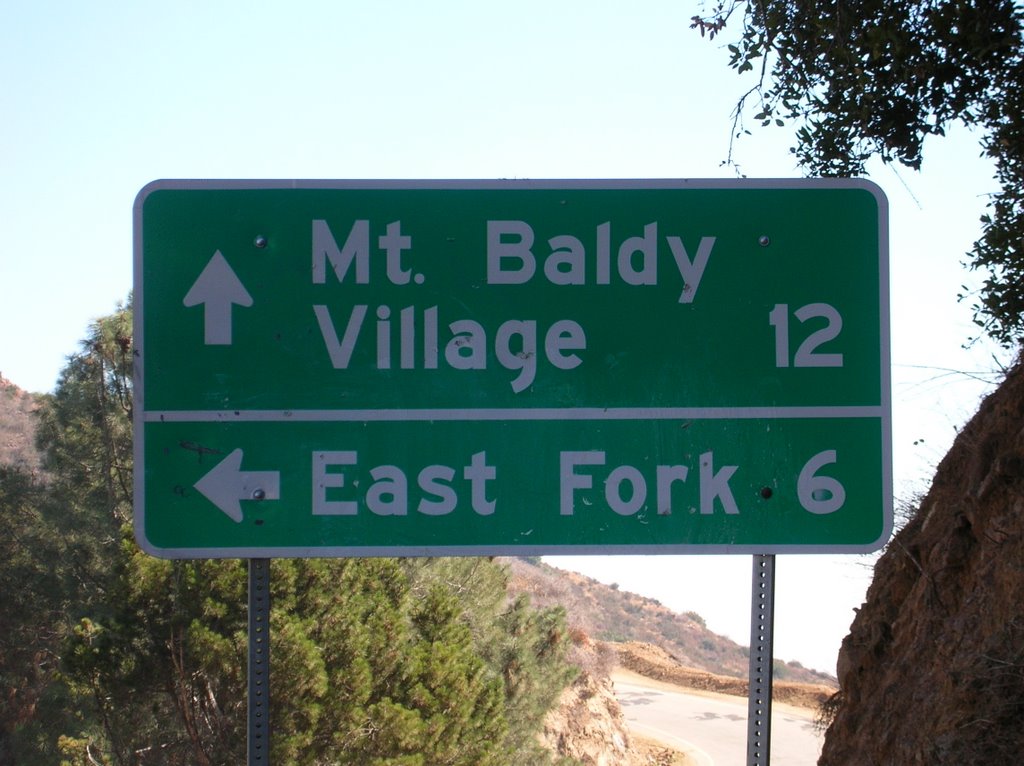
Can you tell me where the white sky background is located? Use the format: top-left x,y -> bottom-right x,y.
0,1 -> 1012,675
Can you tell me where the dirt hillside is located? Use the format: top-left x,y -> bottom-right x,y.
506,557 -> 836,685
540,635 -> 835,764
542,669 -> 681,765
541,638 -> 684,765
0,374 -> 41,473
820,356 -> 1024,764
612,641 -> 834,709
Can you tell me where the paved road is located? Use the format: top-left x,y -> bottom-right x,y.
615,679 -> 823,765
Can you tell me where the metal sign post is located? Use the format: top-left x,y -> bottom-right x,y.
747,554 -> 776,766
248,559 -> 271,766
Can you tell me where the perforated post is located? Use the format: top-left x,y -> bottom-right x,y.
747,554 -> 776,766
248,558 -> 271,766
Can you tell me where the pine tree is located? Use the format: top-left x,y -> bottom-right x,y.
1,302 -> 580,765
0,466 -> 69,764
404,558 -> 578,766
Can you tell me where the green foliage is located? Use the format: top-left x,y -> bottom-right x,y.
0,302 -> 137,765
0,303 -> 578,765
403,558 -> 577,766
0,466 -> 68,764
485,594 -> 578,765
57,553 -> 568,765
34,301 -> 134,621
693,0 -> 1024,345
772,658 -> 791,680
684,610 -> 707,628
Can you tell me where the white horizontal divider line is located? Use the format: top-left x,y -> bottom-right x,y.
144,405 -> 884,423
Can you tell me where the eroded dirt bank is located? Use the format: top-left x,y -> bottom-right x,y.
821,357 -> 1024,764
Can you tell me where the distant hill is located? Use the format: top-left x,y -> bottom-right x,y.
505,557 -> 836,686
0,374 -> 42,474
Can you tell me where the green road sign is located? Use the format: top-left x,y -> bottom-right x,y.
133,179 -> 892,558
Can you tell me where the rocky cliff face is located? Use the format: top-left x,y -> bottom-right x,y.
541,668 -> 681,766
820,357 -> 1024,764
541,669 -> 637,766
540,638 -> 680,765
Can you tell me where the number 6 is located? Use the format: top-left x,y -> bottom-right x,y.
798,450 -> 846,514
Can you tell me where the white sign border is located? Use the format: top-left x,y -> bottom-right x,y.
133,178 -> 892,559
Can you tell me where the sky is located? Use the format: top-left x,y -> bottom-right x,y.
1,1 -> 1012,675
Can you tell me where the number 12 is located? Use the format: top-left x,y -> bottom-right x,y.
769,303 -> 844,368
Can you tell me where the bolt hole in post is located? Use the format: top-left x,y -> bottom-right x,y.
249,559 -> 271,766
747,554 -> 776,766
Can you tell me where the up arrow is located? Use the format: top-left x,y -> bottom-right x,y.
194,448 -> 280,523
183,250 -> 253,345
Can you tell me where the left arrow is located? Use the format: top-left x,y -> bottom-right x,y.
182,250 -> 253,345
193,448 -> 281,522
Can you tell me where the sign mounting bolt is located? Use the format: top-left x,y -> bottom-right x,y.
254,235 -> 268,249
252,488 -> 266,501
758,235 -> 771,247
